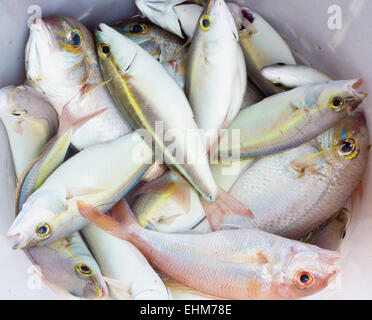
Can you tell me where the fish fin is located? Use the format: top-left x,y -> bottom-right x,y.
58,98 -> 107,136
132,172 -> 191,213
200,187 -> 254,231
141,159 -> 167,183
158,214 -> 184,225
80,78 -> 112,102
77,200 -> 130,240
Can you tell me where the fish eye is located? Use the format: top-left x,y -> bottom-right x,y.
338,138 -> 359,159
276,62 -> 286,66
35,222 -> 52,239
129,23 -> 147,34
341,229 -> 347,239
11,110 -> 27,116
273,82 -> 283,87
295,271 -> 314,288
329,97 -> 345,112
200,15 -> 211,31
75,263 -> 92,276
70,29 -> 83,48
100,43 -> 111,58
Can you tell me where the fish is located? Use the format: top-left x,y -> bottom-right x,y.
261,63 -> 332,89
187,0 -> 247,154
216,79 -> 367,159
7,131 -> 154,249
131,171 -> 206,233
113,17 -> 187,89
216,112 -> 369,239
26,232 -> 108,299
81,224 -> 170,300
78,199 -> 341,300
236,6 -> 297,95
25,16 -> 132,150
15,92 -> 107,214
304,208 -> 350,251
0,85 -> 58,179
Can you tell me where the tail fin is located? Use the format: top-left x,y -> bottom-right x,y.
200,187 -> 254,231
77,200 -> 137,241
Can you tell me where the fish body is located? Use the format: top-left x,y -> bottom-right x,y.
224,113 -> 369,239
261,64 -> 332,89
0,85 -> 58,179
26,232 -> 108,299
187,0 -> 247,153
96,24 -> 217,201
25,16 -> 132,150
7,132 -> 153,248
237,6 -> 296,95
217,79 -> 366,159
113,17 -> 187,89
79,200 -> 341,300
304,208 -> 350,251
82,224 -> 170,299
132,171 -> 206,232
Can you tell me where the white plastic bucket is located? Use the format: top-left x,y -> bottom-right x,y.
0,0 -> 371,299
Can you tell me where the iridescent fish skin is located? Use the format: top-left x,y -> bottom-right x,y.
187,0 -> 247,153
224,112 -> 369,239
25,16 -> 132,150
217,79 -> 366,159
0,85 -> 58,179
113,17 -> 187,89
95,23 -> 217,201
26,232 -> 108,299
131,171 -> 206,233
261,63 -> 332,90
78,200 -> 341,300
7,132 -> 153,249
304,208 -> 350,251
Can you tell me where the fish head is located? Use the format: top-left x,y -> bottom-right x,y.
197,0 -> 238,45
0,85 -> 58,131
95,23 -> 139,75
307,79 -> 367,120
7,192 -> 65,249
276,244 -> 341,299
27,234 -> 108,300
134,0 -> 185,38
26,16 -> 94,89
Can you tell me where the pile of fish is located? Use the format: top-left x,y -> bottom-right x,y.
1,0 -> 369,300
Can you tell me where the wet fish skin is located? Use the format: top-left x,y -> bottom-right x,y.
7,132 -> 153,249
78,199 -> 341,300
261,63 -> 332,90
224,112 -> 369,239
26,232 -> 108,299
0,85 -> 58,179
25,16 -> 132,150
217,79 -> 366,159
96,23 -> 217,201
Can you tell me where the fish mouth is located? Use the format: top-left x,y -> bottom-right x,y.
6,232 -> 27,250
29,18 -> 56,51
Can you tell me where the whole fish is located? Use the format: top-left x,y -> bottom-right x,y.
261,64 -> 332,90
7,132 -> 153,249
26,232 -> 108,299
16,93 -> 107,214
217,79 -> 366,159
216,113 -> 369,239
236,6 -> 296,95
187,0 -> 247,153
82,224 -> 170,300
131,171 -> 206,233
304,208 -> 350,251
0,85 -> 58,179
26,16 -> 132,150
78,199 -> 341,300
113,17 -> 187,89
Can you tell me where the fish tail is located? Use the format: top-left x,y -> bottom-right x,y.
77,199 -> 136,241
200,187 -> 254,231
